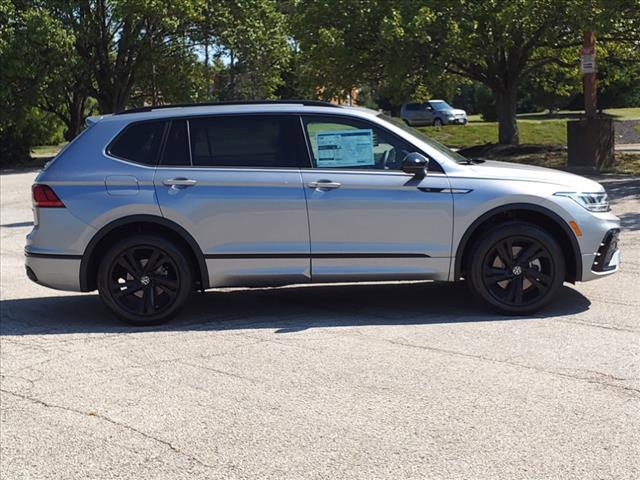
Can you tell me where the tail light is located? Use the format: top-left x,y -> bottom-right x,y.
32,184 -> 64,208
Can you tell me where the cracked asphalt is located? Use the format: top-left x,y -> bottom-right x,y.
1,170 -> 639,479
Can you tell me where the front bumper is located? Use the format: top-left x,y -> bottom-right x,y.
444,117 -> 467,125
25,251 -> 82,291
580,228 -> 621,282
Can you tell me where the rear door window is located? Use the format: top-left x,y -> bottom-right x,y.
161,120 -> 190,166
109,121 -> 166,165
188,115 -> 304,168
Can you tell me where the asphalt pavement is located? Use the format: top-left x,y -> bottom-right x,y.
1,170 -> 639,479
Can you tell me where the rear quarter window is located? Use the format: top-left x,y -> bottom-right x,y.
108,121 -> 166,165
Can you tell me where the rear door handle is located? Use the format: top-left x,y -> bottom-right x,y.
307,180 -> 341,190
163,177 -> 197,187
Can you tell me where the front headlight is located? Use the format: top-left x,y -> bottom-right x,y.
554,191 -> 610,212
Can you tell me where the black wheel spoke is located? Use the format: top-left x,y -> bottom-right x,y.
505,278 -> 517,302
112,281 -> 143,298
486,268 -> 513,283
517,244 -> 543,264
117,258 -> 137,278
525,268 -> 551,287
155,277 -> 178,292
143,286 -> 155,313
513,276 -> 524,304
496,242 -> 514,267
143,250 -> 162,274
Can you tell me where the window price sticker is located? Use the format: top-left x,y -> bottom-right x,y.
316,129 -> 374,167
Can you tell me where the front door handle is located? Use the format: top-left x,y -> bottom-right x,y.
307,180 -> 342,190
163,177 -> 197,187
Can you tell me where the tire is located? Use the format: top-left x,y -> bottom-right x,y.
466,222 -> 565,315
403,118 -> 412,126
97,234 -> 193,325
433,118 -> 443,126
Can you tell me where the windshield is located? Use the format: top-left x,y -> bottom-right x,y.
429,101 -> 452,111
378,113 -> 469,164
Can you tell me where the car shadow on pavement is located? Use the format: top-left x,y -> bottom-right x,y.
0,282 -> 591,336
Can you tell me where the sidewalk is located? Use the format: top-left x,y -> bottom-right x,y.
616,143 -> 640,152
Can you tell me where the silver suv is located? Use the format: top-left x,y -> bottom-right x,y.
25,101 -> 620,325
401,100 -> 468,126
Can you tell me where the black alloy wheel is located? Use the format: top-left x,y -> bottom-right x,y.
468,222 -> 565,315
481,236 -> 554,307
98,235 -> 192,325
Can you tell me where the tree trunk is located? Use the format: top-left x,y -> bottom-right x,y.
495,88 -> 519,145
64,93 -> 87,141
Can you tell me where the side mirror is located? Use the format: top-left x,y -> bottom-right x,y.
402,152 -> 429,178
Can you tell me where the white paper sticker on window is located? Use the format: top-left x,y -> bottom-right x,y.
316,129 -> 374,167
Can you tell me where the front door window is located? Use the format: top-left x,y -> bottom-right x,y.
302,116 -> 414,171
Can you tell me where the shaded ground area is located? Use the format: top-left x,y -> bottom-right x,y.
614,120 -> 640,144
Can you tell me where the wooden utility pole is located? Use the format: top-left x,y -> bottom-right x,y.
567,30 -> 614,171
581,31 -> 597,118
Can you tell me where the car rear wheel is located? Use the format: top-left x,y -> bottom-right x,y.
97,235 -> 193,325
467,222 -> 565,315
433,118 -> 443,126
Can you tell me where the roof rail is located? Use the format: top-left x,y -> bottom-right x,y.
113,100 -> 341,115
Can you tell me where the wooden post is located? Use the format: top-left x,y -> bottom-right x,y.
568,30 -> 614,171
582,31 -> 597,118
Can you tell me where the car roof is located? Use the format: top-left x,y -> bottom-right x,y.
93,102 -> 381,125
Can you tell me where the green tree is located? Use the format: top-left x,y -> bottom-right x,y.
48,0 -> 199,113
293,0 -> 399,101
0,0 -> 72,161
192,0 -> 291,99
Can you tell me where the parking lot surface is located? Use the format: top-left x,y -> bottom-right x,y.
1,170 -> 639,479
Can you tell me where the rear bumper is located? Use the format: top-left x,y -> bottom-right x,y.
25,251 -> 82,291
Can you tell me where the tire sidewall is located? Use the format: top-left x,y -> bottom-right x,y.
97,235 -> 193,326
468,223 -> 566,315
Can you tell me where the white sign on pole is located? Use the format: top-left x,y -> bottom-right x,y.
580,47 -> 596,74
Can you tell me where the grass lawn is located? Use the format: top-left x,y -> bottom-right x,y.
422,119 -> 567,149
516,107 -> 640,121
419,107 -> 640,149
31,144 -> 66,157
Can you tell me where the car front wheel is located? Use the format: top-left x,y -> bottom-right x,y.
97,235 -> 193,325
467,222 -> 565,315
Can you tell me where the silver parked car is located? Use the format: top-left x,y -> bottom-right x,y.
401,100 -> 468,126
26,101 -> 620,325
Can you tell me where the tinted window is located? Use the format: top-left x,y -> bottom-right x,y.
189,115 -> 301,168
302,115 -> 414,171
429,101 -> 451,111
109,121 -> 165,165
405,103 -> 421,111
161,120 -> 190,166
